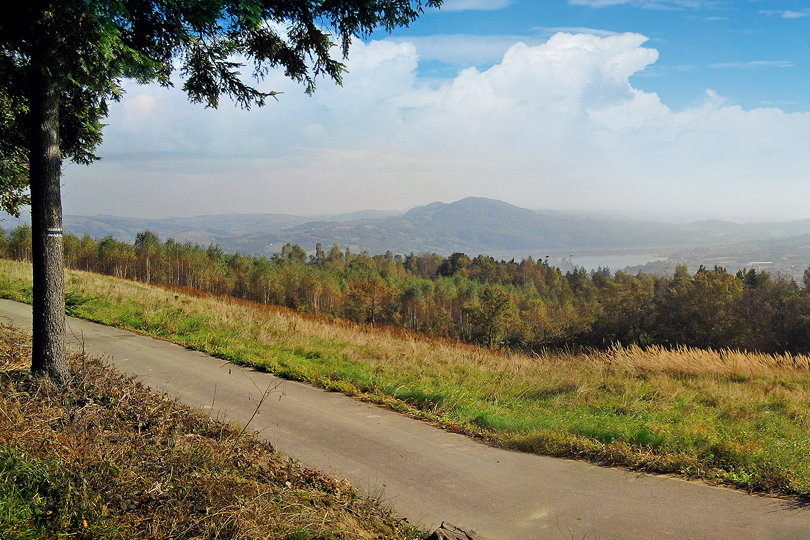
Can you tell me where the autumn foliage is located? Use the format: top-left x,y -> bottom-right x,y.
3,225 -> 810,353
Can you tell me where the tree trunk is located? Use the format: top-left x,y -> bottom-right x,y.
29,64 -> 69,385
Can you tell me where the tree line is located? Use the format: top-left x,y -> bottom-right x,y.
4,224 -> 810,354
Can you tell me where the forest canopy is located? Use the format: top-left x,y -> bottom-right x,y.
3,225 -> 809,354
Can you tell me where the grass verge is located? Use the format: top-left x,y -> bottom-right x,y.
0,323 -> 423,539
1,259 -> 808,500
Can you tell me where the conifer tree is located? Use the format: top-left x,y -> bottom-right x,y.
0,0 -> 440,384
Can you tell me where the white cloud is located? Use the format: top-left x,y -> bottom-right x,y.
760,9 -> 810,19
124,93 -> 159,116
533,26 -> 620,37
62,32 -> 810,222
570,0 -> 711,9
709,60 -> 793,69
569,0 -> 632,5
386,29 -> 622,67
386,34 -> 540,66
438,0 -> 512,11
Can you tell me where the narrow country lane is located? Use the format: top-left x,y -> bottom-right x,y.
1,299 -> 808,539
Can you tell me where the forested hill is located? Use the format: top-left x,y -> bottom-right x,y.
259,197 -> 732,256
4,197 -> 810,257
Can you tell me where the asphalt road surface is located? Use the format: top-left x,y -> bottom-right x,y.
1,299 -> 808,539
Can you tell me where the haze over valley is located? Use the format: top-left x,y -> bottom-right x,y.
5,196 -> 810,277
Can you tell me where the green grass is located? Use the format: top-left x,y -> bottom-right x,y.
0,324 -> 424,539
1,259 -> 808,499
0,447 -> 62,540
0,446 -> 128,539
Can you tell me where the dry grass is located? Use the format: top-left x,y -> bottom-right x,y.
560,343 -> 810,376
63,265 -> 810,378
0,323 -> 422,539
1,259 -> 808,499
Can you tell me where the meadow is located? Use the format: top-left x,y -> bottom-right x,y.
1,258 -> 808,499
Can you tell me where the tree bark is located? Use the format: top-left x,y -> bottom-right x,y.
29,63 -> 69,385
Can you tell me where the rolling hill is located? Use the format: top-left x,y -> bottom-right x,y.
627,233 -> 810,280
221,198 -> 810,257
5,197 -> 810,259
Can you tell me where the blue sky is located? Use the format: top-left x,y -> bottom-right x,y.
376,0 -> 810,111
57,0 -> 810,222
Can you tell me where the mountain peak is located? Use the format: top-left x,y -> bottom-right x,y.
405,197 -> 525,218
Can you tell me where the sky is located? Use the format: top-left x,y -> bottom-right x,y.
60,0 -> 810,222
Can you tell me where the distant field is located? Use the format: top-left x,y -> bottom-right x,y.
1,259 -> 808,499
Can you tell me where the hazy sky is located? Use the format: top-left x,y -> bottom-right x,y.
61,0 -> 810,222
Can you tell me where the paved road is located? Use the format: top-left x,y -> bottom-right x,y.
1,299 -> 808,539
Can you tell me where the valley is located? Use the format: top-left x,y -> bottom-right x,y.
7,197 -> 810,268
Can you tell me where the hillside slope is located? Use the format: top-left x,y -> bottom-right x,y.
1,259 -> 808,502
236,197 -> 810,256
6,197 -> 810,257
0,324 -> 421,539
628,232 -> 810,279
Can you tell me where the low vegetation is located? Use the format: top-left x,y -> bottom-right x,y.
0,323 -> 422,539
4,225 -> 810,354
1,258 -> 808,500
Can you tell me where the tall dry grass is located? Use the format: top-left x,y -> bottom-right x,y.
2,258 -> 809,498
0,324 -> 421,539
0,259 -> 799,378
572,344 -> 810,376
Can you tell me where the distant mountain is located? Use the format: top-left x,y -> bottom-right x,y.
231,197 -> 810,257
305,209 -> 404,222
627,233 -> 810,280
6,197 -> 810,259
0,209 -> 397,247
64,213 -> 311,244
